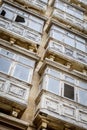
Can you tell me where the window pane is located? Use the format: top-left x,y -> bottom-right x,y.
79,90 -> 87,106
47,77 -> 60,95
53,31 -> 63,41
15,15 -> 27,26
66,6 -> 74,15
79,81 -> 87,89
1,49 -> 14,58
48,69 -> 60,78
29,20 -> 42,32
75,9 -> 83,20
67,32 -> 74,38
0,9 -> 14,20
76,41 -> 85,52
29,15 -> 44,24
76,36 -> 85,43
0,57 -> 11,73
64,84 -> 74,100
13,64 -> 30,81
65,75 -> 74,84
55,0 -> 65,11
64,36 -> 75,47
18,56 -> 35,67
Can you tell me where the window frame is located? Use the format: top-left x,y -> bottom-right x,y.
45,75 -> 61,95
0,48 -> 35,83
50,25 -> 86,53
0,3 -> 44,33
78,89 -> 87,106
63,83 -> 75,101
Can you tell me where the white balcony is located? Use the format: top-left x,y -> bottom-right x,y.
0,3 -> 45,45
0,76 -> 30,117
35,92 -> 87,129
53,9 -> 87,31
0,18 -> 41,45
53,0 -> 87,31
48,25 -> 87,54
0,47 -> 36,117
34,59 -> 87,129
46,40 -> 87,65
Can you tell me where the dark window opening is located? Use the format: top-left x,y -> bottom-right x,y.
64,83 -> 74,100
0,10 -> 6,16
0,108 -> 11,115
15,15 -> 25,23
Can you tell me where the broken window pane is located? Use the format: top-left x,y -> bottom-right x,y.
64,83 -> 74,100
15,15 -> 27,26
15,15 -> 25,23
0,10 -> 6,16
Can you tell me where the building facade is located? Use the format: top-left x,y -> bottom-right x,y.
0,0 -> 87,130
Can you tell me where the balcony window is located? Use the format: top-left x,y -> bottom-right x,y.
15,15 -> 25,23
66,6 -> 74,16
0,8 -> 14,20
0,57 -> 11,74
0,4 -> 44,33
79,90 -> 87,106
18,56 -> 35,67
13,64 -> 30,82
50,25 -> 86,52
0,48 -> 35,83
0,48 -> 14,58
65,75 -> 75,84
64,84 -> 74,100
28,16 -> 44,33
54,0 -> 84,20
46,68 -> 60,79
75,9 -> 83,20
54,0 -> 65,11
53,30 -> 64,42
76,41 -> 85,52
28,20 -> 42,32
64,36 -> 75,47
47,77 -> 60,95
79,81 -> 87,89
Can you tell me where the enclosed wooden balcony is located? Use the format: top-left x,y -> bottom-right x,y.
0,46 -> 37,117
0,76 -> 30,118
45,24 -> 87,71
53,0 -> 87,32
34,65 -> 87,130
0,2 -> 45,45
45,39 -> 87,67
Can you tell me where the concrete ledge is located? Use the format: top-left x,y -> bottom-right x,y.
0,113 -> 29,130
